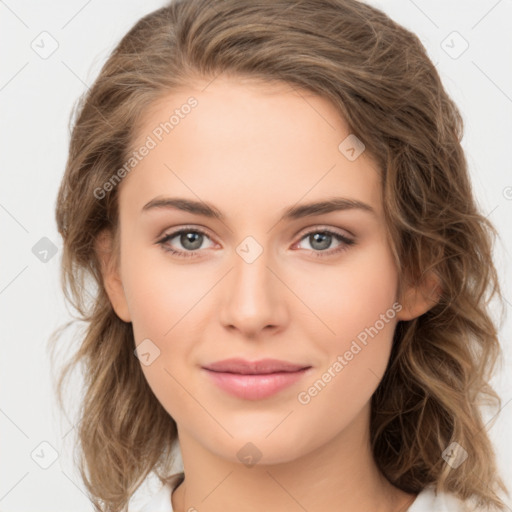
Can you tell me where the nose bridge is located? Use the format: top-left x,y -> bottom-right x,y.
219,235 -> 285,334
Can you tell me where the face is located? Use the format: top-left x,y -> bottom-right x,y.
103,75 -> 411,465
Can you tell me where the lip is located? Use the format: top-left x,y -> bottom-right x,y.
202,358 -> 310,374
201,358 -> 312,400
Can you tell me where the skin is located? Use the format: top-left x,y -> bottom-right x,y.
98,74 -> 438,512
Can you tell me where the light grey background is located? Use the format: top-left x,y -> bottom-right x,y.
1,1 -> 511,511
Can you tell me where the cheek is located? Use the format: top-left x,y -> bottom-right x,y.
293,242 -> 399,408
120,246 -> 213,418
293,240 -> 399,347
121,243 -> 212,342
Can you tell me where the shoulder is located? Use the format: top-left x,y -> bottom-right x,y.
137,472 -> 185,512
408,485 -> 476,512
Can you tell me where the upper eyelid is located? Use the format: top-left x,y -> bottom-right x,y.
158,225 -> 210,240
296,224 -> 353,239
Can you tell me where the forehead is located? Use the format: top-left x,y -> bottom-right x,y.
119,75 -> 382,221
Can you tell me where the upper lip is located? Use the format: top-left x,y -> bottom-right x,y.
202,358 -> 311,375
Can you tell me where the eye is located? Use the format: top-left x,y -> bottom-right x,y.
294,228 -> 355,258
156,226 -> 355,259
157,227 -> 215,258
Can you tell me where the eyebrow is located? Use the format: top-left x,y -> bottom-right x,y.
141,196 -> 376,221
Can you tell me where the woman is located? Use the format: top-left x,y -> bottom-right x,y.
52,1 -> 509,510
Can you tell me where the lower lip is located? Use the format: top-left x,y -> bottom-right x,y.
202,368 -> 310,400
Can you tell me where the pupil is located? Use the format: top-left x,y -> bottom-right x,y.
311,232 -> 331,250
182,232 -> 202,250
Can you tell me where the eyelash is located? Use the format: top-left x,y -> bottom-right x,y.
156,226 -> 355,259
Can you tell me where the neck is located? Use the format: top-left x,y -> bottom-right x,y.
171,404 -> 417,512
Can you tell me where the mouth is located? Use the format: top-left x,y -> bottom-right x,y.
201,358 -> 312,400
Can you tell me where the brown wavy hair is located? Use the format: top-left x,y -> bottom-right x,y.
51,0 -> 509,510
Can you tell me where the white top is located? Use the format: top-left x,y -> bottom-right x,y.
137,474 -> 473,512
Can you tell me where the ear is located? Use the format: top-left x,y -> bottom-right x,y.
396,270 -> 442,321
95,229 -> 132,323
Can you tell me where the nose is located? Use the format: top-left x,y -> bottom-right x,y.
218,244 -> 288,339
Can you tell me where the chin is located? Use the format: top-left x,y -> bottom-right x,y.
205,429 -> 309,467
